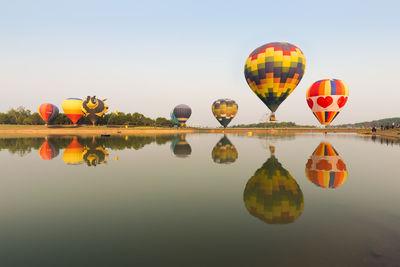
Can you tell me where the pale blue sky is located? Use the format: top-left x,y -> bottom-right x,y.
1,0 -> 399,126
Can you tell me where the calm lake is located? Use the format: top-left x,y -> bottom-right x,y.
0,133 -> 399,266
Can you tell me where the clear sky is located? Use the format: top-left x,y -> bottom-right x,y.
1,0 -> 399,126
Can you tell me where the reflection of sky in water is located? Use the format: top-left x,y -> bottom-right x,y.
0,133 -> 399,266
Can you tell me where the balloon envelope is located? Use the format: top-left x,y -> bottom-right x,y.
211,99 -> 238,128
306,79 -> 349,125
243,148 -> 304,224
38,103 -> 59,124
305,142 -> 347,189
62,98 -> 84,124
82,96 -> 108,125
38,139 -> 59,160
211,136 -> 238,164
173,104 -> 191,126
244,42 -> 306,119
170,110 -> 180,125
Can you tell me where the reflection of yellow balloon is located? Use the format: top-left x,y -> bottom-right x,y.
243,151 -> 304,224
62,137 -> 84,165
211,136 -> 238,164
305,142 -> 347,189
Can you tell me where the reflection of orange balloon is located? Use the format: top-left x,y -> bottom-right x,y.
38,139 -> 59,160
305,142 -> 347,189
62,137 -> 84,165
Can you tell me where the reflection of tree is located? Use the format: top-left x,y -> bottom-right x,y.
171,135 -> 191,158
243,148 -> 304,224
211,136 -> 238,164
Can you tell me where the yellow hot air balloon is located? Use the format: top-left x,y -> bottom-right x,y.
62,137 -> 84,165
62,98 -> 84,126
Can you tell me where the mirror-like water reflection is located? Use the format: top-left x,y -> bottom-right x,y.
0,133 -> 399,266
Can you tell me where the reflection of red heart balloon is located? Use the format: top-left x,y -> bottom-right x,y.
336,159 -> 347,171
307,98 -> 313,109
337,96 -> 348,108
317,96 -> 333,108
316,159 -> 332,171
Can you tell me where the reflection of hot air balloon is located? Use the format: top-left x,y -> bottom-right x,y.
170,110 -> 180,126
62,98 -> 84,126
173,104 -> 191,127
38,104 -> 59,125
244,42 -> 306,121
38,138 -> 59,160
82,137 -> 109,166
82,96 -> 109,126
211,136 -> 238,164
306,79 -> 349,125
305,142 -> 347,189
171,135 -> 191,158
211,99 -> 238,128
62,137 -> 84,165
243,147 -> 304,224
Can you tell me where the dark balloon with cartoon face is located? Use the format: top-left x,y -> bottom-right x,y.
82,96 -> 109,126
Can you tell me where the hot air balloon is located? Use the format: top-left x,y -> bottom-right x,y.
82,138 -> 109,166
38,103 -> 59,126
306,79 -> 349,125
82,96 -> 109,126
211,99 -> 238,128
171,135 -> 191,158
62,137 -> 84,165
243,146 -> 304,224
170,110 -> 180,126
173,104 -> 191,127
305,142 -> 347,189
62,98 -> 84,126
244,42 -> 306,121
211,136 -> 238,164
38,138 -> 59,160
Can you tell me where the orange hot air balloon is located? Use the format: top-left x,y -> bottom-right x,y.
38,139 -> 59,160
305,142 -> 348,189
62,137 -> 84,165
62,98 -> 84,125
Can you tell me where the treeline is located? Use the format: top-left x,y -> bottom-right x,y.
0,107 -> 175,127
231,121 -> 314,128
334,117 -> 400,128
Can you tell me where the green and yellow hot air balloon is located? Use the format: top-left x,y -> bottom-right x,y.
211,99 -> 238,128
244,42 -> 306,121
243,146 -> 304,224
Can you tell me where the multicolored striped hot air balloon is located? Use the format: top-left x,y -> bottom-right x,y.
243,147 -> 304,224
244,42 -> 306,121
211,136 -> 238,164
305,142 -> 348,189
306,79 -> 349,125
38,138 -> 59,160
173,104 -> 191,127
62,137 -> 84,165
211,99 -> 238,128
62,98 -> 84,126
81,96 -> 109,126
38,103 -> 59,125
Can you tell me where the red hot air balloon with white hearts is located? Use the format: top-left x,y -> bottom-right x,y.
306,79 -> 349,125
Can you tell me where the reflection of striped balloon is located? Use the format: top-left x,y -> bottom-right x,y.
211,99 -> 238,128
243,155 -> 304,224
38,139 -> 59,160
38,103 -> 59,124
62,98 -> 84,125
211,136 -> 238,164
306,79 -> 349,125
305,142 -> 347,189
62,137 -> 84,165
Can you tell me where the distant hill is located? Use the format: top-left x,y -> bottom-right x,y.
333,117 -> 400,128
